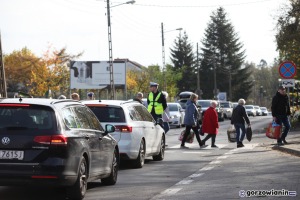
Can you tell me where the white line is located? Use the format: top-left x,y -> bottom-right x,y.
209,160 -> 222,164
216,155 -> 228,159
200,166 -> 215,171
189,173 -> 204,178
182,151 -> 211,154
161,188 -> 182,195
176,180 -> 194,185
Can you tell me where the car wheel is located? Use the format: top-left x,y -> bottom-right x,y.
177,118 -> 181,128
67,157 -> 88,200
101,148 -> 119,185
132,140 -> 145,168
153,135 -> 165,161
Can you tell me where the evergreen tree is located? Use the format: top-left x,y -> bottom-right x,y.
170,32 -> 196,92
200,7 -> 253,101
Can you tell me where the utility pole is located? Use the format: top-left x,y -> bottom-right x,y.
228,66 -> 232,101
161,22 -> 166,91
213,51 -> 217,100
0,32 -> 7,98
196,43 -> 202,99
107,0 -> 115,100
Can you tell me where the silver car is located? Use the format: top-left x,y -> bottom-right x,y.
245,105 -> 256,117
168,103 -> 185,128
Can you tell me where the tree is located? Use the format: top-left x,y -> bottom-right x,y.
170,32 -> 196,92
200,7 -> 252,101
276,0 -> 300,71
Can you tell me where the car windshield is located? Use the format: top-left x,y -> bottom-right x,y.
197,101 -> 211,107
178,100 -> 187,109
168,104 -> 179,112
260,107 -> 267,110
88,106 -> 126,122
0,105 -> 55,131
220,102 -> 230,108
245,106 -> 253,109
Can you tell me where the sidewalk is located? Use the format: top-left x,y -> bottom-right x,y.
262,130 -> 300,157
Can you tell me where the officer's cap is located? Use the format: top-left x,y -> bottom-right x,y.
150,82 -> 159,87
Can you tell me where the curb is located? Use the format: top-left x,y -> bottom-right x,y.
272,145 -> 300,157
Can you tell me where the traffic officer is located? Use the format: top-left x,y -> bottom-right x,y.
147,82 -> 167,121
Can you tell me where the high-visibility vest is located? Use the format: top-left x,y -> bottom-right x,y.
148,92 -> 164,114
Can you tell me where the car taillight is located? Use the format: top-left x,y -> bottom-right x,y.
34,135 -> 67,145
115,125 -> 132,133
0,104 -> 30,107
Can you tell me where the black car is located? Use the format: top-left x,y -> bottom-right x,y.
0,98 -> 118,200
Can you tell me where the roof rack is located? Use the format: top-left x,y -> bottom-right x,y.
120,99 -> 139,105
51,99 -> 80,104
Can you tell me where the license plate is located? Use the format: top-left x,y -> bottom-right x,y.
0,150 -> 24,160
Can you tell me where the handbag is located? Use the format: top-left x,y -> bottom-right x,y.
178,130 -> 195,143
246,126 -> 252,142
227,125 -> 236,142
266,121 -> 282,139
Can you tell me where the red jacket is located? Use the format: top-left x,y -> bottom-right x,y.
202,106 -> 219,135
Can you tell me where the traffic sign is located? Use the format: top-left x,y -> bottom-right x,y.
281,79 -> 295,87
279,61 -> 297,78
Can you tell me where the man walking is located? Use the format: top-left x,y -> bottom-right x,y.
271,86 -> 291,146
147,82 -> 167,121
231,99 -> 251,148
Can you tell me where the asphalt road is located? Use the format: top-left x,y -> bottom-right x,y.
0,115 -> 299,200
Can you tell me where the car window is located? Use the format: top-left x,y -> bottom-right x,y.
134,105 -> 154,122
245,106 -> 253,109
88,106 -> 126,123
197,101 -> 211,107
73,106 -> 92,129
84,108 -> 104,131
0,105 -> 56,131
61,107 -> 78,128
168,104 -> 179,112
128,106 -> 142,121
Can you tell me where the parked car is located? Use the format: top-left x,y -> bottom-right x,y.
0,98 -> 118,200
260,107 -> 268,116
167,103 -> 185,128
232,102 -> 238,109
245,105 -> 256,117
254,105 -> 262,116
83,100 -> 165,168
219,101 -> 233,119
197,100 -> 225,122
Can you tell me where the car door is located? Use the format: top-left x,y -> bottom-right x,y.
134,105 -> 158,154
72,106 -> 104,175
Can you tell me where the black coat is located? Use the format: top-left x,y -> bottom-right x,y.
231,105 -> 250,125
271,92 -> 291,117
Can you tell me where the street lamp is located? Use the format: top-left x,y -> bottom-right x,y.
106,0 -> 135,100
161,22 -> 182,91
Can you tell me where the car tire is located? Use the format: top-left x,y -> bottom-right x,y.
101,148 -> 119,185
67,157 -> 88,200
132,140 -> 145,168
153,136 -> 165,161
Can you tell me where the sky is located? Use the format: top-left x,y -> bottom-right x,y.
0,0 -> 288,67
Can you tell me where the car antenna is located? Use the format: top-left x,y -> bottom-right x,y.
19,97 -> 23,103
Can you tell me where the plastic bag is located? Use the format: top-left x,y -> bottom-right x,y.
266,121 -> 282,139
227,125 -> 236,142
178,130 -> 195,143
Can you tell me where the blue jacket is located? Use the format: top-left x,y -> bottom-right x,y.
184,99 -> 198,126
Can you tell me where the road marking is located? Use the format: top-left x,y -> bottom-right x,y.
169,143 -> 228,149
161,188 -> 182,195
176,180 -> 194,185
189,173 -> 204,178
200,166 -> 215,171
216,155 -> 228,159
182,151 -> 211,154
209,160 -> 222,164
204,144 -> 227,149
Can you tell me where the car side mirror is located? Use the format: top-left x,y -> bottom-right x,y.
105,124 -> 115,134
156,118 -> 164,128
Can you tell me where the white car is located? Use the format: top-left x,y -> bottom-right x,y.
260,107 -> 268,116
83,100 -> 165,168
167,103 -> 185,128
219,101 -> 233,119
245,105 -> 256,117
254,105 -> 262,116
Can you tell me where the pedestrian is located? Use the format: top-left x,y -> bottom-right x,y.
58,95 -> 66,99
181,93 -> 205,148
87,92 -> 94,100
133,92 -> 144,105
201,100 -> 219,148
231,98 -> 251,148
147,82 -> 167,121
271,85 -> 291,146
161,91 -> 170,134
71,93 -> 80,100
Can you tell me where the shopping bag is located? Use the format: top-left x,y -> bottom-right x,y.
246,126 -> 252,142
266,121 -> 282,139
227,125 -> 236,143
178,130 -> 195,143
